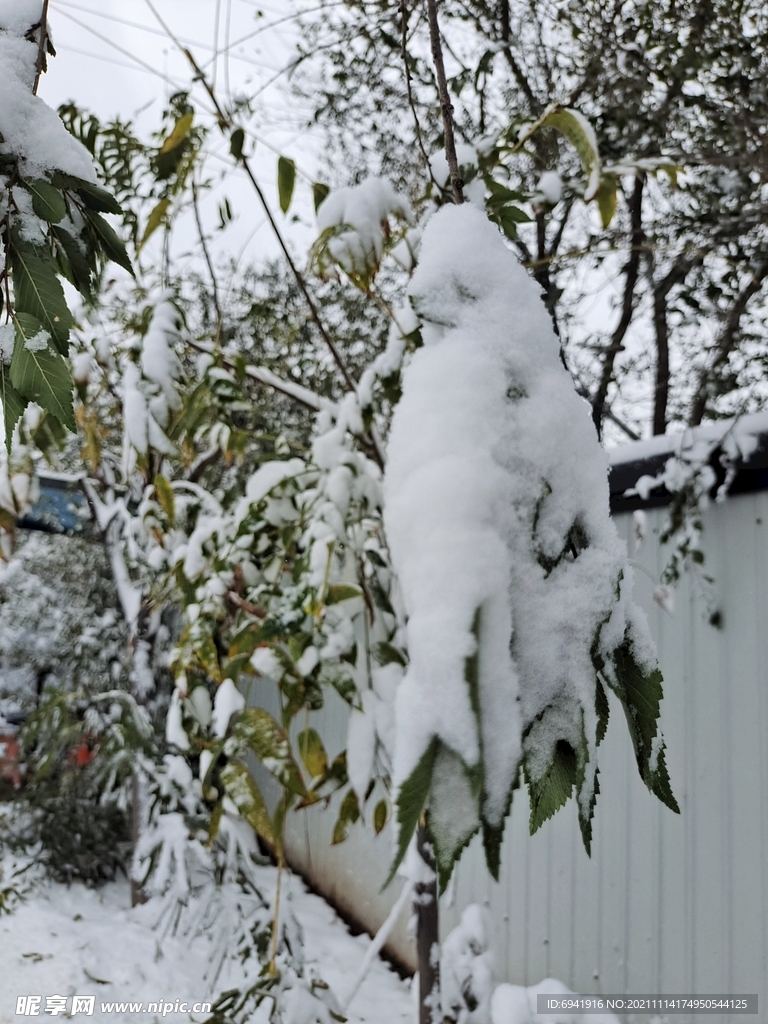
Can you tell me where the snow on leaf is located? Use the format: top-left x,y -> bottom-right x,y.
220,760 -> 274,842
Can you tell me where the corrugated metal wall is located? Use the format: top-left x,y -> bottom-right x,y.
284,492 -> 768,1022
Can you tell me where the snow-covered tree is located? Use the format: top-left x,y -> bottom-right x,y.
0,4 -> 686,1021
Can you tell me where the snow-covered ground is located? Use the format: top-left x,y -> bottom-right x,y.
0,863 -> 413,1024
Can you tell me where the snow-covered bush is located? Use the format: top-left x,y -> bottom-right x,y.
385,204 -> 677,888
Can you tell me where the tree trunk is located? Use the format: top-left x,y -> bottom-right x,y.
416,819 -> 440,1024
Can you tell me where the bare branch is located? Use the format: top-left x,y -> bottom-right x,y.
648,256 -> 698,435
426,0 -> 464,204
591,172 -> 646,437
32,0 -> 52,95
400,0 -> 437,182
688,262 -> 768,427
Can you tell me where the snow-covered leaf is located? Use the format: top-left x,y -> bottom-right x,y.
10,314 -> 74,430
220,760 -> 275,842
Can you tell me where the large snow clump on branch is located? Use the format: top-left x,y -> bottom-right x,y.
384,204 -> 667,882
0,1 -> 96,181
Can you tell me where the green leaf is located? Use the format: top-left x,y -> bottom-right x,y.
298,727 -> 328,778
429,744 -> 481,890
220,760 -> 274,842
137,198 -> 171,254
385,738 -> 437,888
51,173 -> 123,216
540,107 -> 601,201
373,799 -> 388,835
52,227 -> 94,300
372,641 -> 407,668
154,473 -> 175,524
22,178 -> 67,223
8,241 -> 73,352
526,739 -> 578,835
332,787 -> 360,845
312,182 -> 330,212
596,174 -> 618,228
230,127 -> 246,161
277,156 -> 296,214
232,707 -> 307,796
82,210 -> 134,276
608,637 -> 679,812
325,583 -> 362,605
159,112 -> 194,154
0,365 -> 25,454
595,676 -> 609,746
73,179 -> 123,215
10,314 -> 75,431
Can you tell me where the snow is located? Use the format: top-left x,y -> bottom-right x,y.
0,324 -> 14,366
385,203 -> 654,845
23,328 -> 50,353
140,300 -> 182,413
0,5 -> 97,182
608,410 -> 768,466
0,858 -> 412,1024
211,677 -> 246,738
316,178 -> 413,280
491,978 -> 620,1023
536,171 -> 562,205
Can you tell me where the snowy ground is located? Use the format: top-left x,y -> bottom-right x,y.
0,863 -> 413,1024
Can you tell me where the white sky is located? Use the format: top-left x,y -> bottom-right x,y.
40,0 -> 324,268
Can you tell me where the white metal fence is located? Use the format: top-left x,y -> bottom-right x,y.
283,491 -> 768,1023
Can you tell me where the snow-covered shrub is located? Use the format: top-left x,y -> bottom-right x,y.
385,204 -> 678,887
9,687 -> 152,884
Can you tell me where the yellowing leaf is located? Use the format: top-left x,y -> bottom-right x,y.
540,107 -> 602,202
596,174 -> 618,228
159,113 -> 194,155
298,728 -> 328,778
137,198 -> 172,254
154,473 -> 175,524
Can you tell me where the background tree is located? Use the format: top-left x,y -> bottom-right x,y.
299,0 -> 768,442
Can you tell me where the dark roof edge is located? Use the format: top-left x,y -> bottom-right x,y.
608,413 -> 768,513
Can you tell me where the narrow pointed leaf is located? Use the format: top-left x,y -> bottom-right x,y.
277,156 -> 296,214
137,198 -> 171,254
312,182 -> 330,212
159,113 -> 194,154
8,241 -> 73,351
540,107 -> 602,201
384,738 -> 437,888
220,760 -> 275,842
23,178 -> 67,223
10,314 -> 75,431
1,365 -> 25,453
82,210 -> 134,276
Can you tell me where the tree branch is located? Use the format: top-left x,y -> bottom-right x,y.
400,0 -> 439,184
591,172 -> 646,437
426,0 -> 464,204
648,256 -> 698,435
688,262 -> 768,426
32,0 -> 52,96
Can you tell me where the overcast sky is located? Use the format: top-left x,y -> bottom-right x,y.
41,0 -> 322,268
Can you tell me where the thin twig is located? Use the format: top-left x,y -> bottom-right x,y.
191,177 -> 223,344
32,0 -> 51,95
399,0 -> 436,181
426,0 -> 464,204
141,3 -> 360,396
